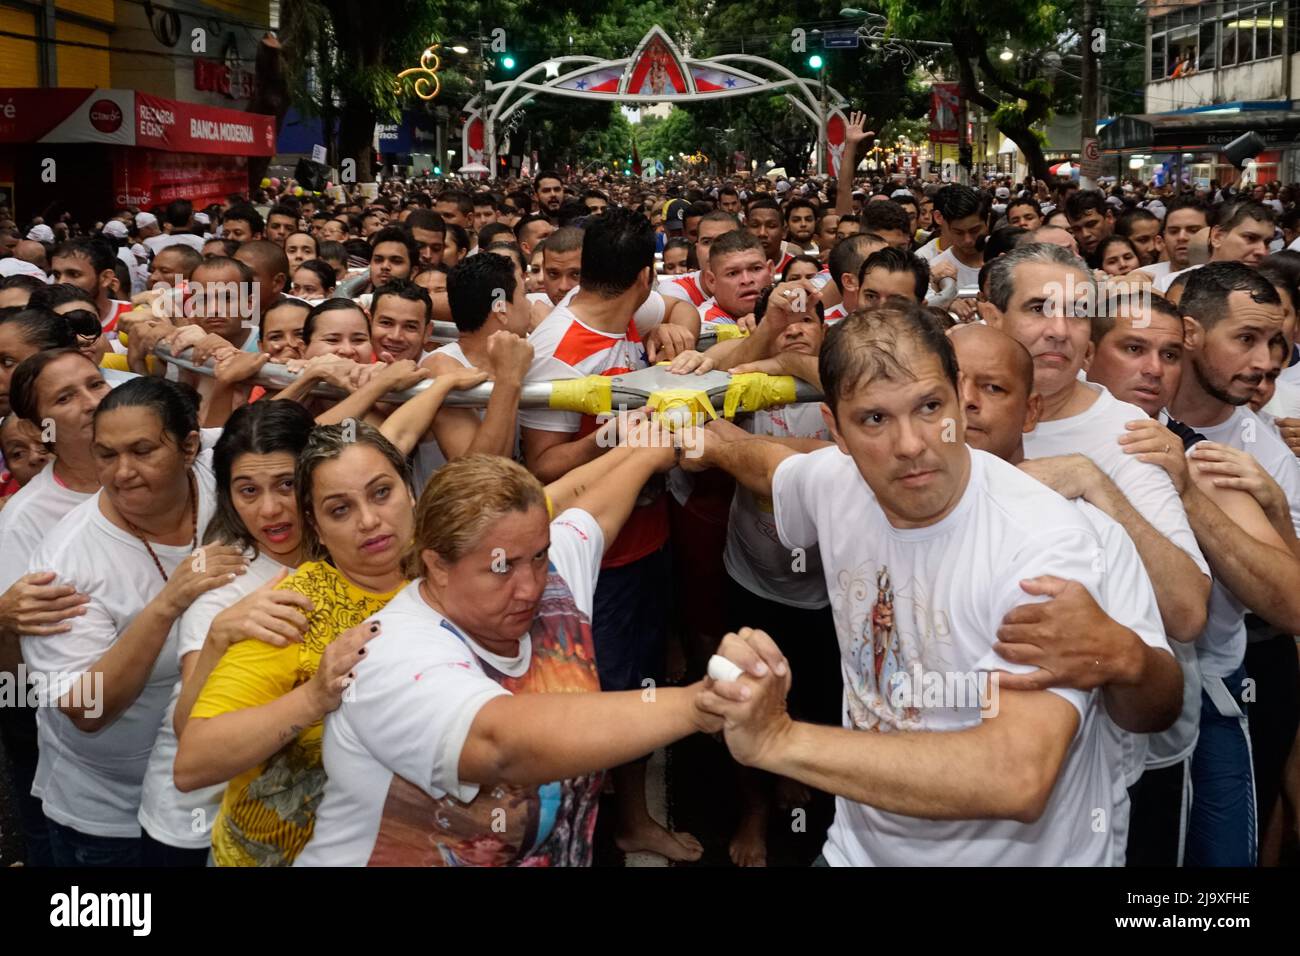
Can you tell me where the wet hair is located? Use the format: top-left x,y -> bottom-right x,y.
1160,196 -> 1210,234
296,421 -> 411,563
93,375 -> 199,449
819,303 -> 959,418
1064,189 -> 1109,222
9,347 -> 100,427
28,282 -> 96,311
1180,261 -> 1282,332
447,253 -> 518,334
405,454 -> 546,576
302,298 -> 367,343
932,184 -> 984,224
205,400 -> 316,556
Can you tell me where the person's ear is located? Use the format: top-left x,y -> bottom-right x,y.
1182,315 -> 1205,351
1023,391 -> 1044,434
820,402 -> 849,456
182,430 -> 201,466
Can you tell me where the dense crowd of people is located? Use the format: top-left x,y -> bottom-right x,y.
0,112 -> 1298,868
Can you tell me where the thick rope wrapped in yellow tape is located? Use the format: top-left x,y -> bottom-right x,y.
713,324 -> 749,341
646,388 -> 718,430
548,375 -> 613,415
723,373 -> 797,418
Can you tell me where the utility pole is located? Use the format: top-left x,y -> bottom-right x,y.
819,62 -> 829,178
479,19 -> 496,183
1080,0 -> 1099,190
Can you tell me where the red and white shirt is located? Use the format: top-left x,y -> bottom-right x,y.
102,300 -> 134,334
823,302 -> 848,325
658,271 -> 707,307
520,304 -> 668,569
697,297 -> 739,329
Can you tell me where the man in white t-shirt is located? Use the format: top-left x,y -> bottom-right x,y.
687,304 -> 1149,866
949,322 -> 1183,862
1153,199 -> 1274,295
1130,261 -> 1300,866
984,243 -> 1212,646
914,185 -> 985,321
1136,197 -> 1209,285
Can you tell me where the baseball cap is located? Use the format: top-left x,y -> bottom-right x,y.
1105,195 -> 1125,210
102,220 -> 129,239
890,188 -> 912,200
26,224 -> 54,243
662,199 -> 689,233
775,180 -> 791,195
1144,200 -> 1167,220
135,212 -> 158,230
194,212 -> 211,226
995,186 -> 1010,200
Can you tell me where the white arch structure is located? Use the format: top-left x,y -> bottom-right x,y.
460,26 -> 850,180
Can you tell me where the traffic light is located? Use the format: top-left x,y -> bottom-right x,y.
807,54 -> 824,70
433,165 -> 442,175
958,143 -> 973,168
501,55 -> 516,70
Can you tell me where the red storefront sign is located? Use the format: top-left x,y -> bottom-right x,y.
193,59 -> 255,101
0,88 -> 274,157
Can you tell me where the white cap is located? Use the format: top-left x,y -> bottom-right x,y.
775,180 -> 791,194
1266,198 -> 1284,214
194,212 -> 211,226
135,212 -> 158,229
995,186 -> 1010,199
102,220 -> 129,239
1144,200 -> 1167,220
26,224 -> 54,243
0,258 -> 50,281
890,188 -> 912,200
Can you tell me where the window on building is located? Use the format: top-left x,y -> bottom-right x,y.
1198,19 -> 1219,70
1151,0 -> 1285,79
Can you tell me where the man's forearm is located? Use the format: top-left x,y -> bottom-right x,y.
465,380 -> 522,459
1087,476 -> 1208,641
528,429 -> 608,484
706,437 -> 797,499
703,331 -> 767,369
1100,628 -> 1182,733
759,696 -> 1073,823
1183,485 -> 1300,632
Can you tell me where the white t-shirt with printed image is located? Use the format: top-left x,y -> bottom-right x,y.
294,509 -> 603,866
773,446 -> 1130,866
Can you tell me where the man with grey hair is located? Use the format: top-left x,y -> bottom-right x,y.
985,242 -> 1212,670
986,244 -> 1215,865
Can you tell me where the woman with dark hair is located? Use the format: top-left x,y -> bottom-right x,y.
290,259 -> 337,303
20,377 -> 247,866
0,307 -> 77,416
780,254 -> 821,284
176,421 -> 414,866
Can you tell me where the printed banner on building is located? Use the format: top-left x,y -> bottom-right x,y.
930,83 -> 962,145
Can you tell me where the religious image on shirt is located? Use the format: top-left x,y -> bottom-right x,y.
837,563 -> 948,732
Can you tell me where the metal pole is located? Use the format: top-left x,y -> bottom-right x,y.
819,64 -> 828,177
1080,0 -> 1099,190
480,21 -> 496,183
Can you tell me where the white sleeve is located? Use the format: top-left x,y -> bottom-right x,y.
0,513 -> 33,595
345,627 -> 511,804
177,592 -> 222,661
517,319 -> 582,433
546,509 -> 606,619
633,290 -> 666,338
1108,454 -> 1210,579
771,451 -> 822,551
1085,506 -> 1171,655
977,527 -> 1103,728
19,552 -> 114,703
657,279 -> 691,303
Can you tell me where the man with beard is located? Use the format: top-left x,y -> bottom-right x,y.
784,199 -> 818,255
1121,263 -> 1300,866
1153,200 -> 1273,294
534,171 -> 565,223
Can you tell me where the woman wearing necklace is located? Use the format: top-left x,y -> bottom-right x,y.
176,421 -> 415,867
19,377 -> 248,866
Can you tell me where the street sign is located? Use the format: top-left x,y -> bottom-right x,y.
822,30 -> 861,49
1080,137 -> 1101,181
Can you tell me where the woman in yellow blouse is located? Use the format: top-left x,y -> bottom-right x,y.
175,421 -> 413,866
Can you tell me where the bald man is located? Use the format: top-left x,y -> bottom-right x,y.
14,240 -> 47,271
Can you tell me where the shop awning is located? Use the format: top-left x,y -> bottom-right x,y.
1100,102 -> 1300,154
0,88 -> 276,157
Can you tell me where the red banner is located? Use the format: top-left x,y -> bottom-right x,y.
113,149 -> 250,209
930,83 -> 963,145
